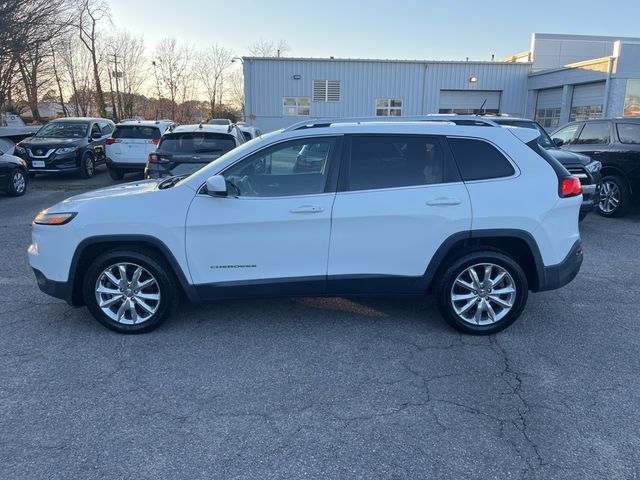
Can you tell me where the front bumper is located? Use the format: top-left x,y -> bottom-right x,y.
536,240 -> 583,292
32,268 -> 74,305
17,151 -> 81,173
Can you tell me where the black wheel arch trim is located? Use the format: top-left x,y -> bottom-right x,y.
67,234 -> 199,305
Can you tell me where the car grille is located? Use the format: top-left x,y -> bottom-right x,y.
567,167 -> 590,185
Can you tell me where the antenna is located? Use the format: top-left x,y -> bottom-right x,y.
477,99 -> 487,116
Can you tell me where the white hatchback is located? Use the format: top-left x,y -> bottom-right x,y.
29,118 -> 584,335
105,120 -> 175,180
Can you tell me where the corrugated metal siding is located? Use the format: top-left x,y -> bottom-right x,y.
244,59 -> 530,132
536,88 -> 563,108
572,82 -> 606,107
439,90 -> 501,109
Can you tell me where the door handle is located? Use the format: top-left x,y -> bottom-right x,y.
290,205 -> 324,213
426,197 -> 461,206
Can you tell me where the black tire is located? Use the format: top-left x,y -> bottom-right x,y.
7,168 -> 28,196
597,175 -> 630,218
79,152 -> 95,179
108,168 -> 125,180
82,249 -> 179,334
435,250 -> 528,335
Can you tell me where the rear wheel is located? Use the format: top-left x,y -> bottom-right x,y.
83,250 -> 178,333
108,168 -> 125,180
7,168 -> 28,196
436,250 -> 528,335
79,152 -> 95,179
598,175 -> 630,218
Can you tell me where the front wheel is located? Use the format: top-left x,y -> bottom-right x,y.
597,175 -> 630,218
79,153 -> 95,179
435,250 -> 528,335
83,250 -> 178,333
8,168 -> 28,196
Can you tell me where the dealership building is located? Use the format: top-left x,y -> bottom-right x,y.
242,33 -> 640,132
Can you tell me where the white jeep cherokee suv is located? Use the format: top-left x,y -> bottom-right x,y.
28,119 -> 584,334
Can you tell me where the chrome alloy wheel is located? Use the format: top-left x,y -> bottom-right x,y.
95,263 -> 161,325
450,263 -> 516,326
599,180 -> 620,214
12,170 -> 26,194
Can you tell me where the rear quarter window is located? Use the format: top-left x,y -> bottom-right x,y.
447,138 -> 515,181
616,123 -> 640,144
114,125 -> 161,140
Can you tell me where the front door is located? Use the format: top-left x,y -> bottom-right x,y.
185,136 -> 342,297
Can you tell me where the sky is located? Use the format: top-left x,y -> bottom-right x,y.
109,0 -> 640,61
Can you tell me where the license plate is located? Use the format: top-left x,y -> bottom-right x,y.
32,161 -> 45,168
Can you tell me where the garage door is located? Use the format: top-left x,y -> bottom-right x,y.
439,90 -> 501,114
571,82 -> 605,120
535,88 -> 563,129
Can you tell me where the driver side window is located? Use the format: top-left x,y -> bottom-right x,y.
223,137 -> 337,197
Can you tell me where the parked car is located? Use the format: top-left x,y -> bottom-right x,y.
488,117 -> 602,221
551,117 -> 640,217
105,120 -> 175,180
0,148 -> 28,196
207,118 -> 233,126
145,124 -> 244,179
29,118 -> 583,335
13,117 -> 115,178
238,125 -> 263,142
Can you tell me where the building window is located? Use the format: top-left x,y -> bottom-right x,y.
376,99 -> 402,116
570,105 -> 603,121
312,80 -> 341,102
438,108 -> 499,115
624,79 -> 640,116
283,97 -> 310,116
535,108 -> 561,129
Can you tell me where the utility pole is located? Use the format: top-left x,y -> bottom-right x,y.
107,69 -> 118,122
110,53 -> 124,120
152,61 -> 162,120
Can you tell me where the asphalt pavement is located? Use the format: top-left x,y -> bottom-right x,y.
1,168 -> 639,479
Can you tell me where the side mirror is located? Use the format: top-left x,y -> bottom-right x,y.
553,137 -> 564,147
206,174 -> 227,197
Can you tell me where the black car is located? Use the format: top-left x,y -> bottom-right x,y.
486,117 -> 602,221
13,117 -> 115,178
145,124 -> 244,179
0,149 -> 28,196
551,117 -> 640,217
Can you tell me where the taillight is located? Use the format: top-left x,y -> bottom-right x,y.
560,177 -> 582,197
105,137 -> 116,145
148,152 -> 167,164
151,138 -> 160,146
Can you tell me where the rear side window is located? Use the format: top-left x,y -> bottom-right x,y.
617,123 -> 640,144
448,138 -> 515,181
113,125 -> 161,140
242,131 -> 252,141
159,132 -> 236,154
346,135 -> 459,191
575,122 -> 610,144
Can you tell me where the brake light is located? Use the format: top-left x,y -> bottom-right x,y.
560,177 -> 582,197
151,138 -> 160,145
148,152 -> 167,164
105,137 -> 116,145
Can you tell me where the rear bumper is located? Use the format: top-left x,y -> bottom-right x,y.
580,183 -> 601,213
106,159 -> 146,172
536,240 -> 583,292
32,268 -> 74,305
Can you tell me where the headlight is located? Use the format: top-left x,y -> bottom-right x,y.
585,160 -> 602,173
56,146 -> 77,155
14,145 -> 25,154
34,211 -> 77,225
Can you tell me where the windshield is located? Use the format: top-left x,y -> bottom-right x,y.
36,122 -> 90,138
159,132 -> 236,154
495,120 -> 555,148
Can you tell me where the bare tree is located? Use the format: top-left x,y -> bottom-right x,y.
153,37 -> 193,121
76,0 -> 110,118
247,38 -> 290,57
196,45 -> 233,119
226,68 -> 245,116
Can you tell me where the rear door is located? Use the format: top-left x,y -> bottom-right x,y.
567,121 -> 612,163
327,134 -> 471,293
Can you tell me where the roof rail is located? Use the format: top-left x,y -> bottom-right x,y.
283,115 -> 498,132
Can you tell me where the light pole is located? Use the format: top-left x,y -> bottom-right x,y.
152,61 -> 162,120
